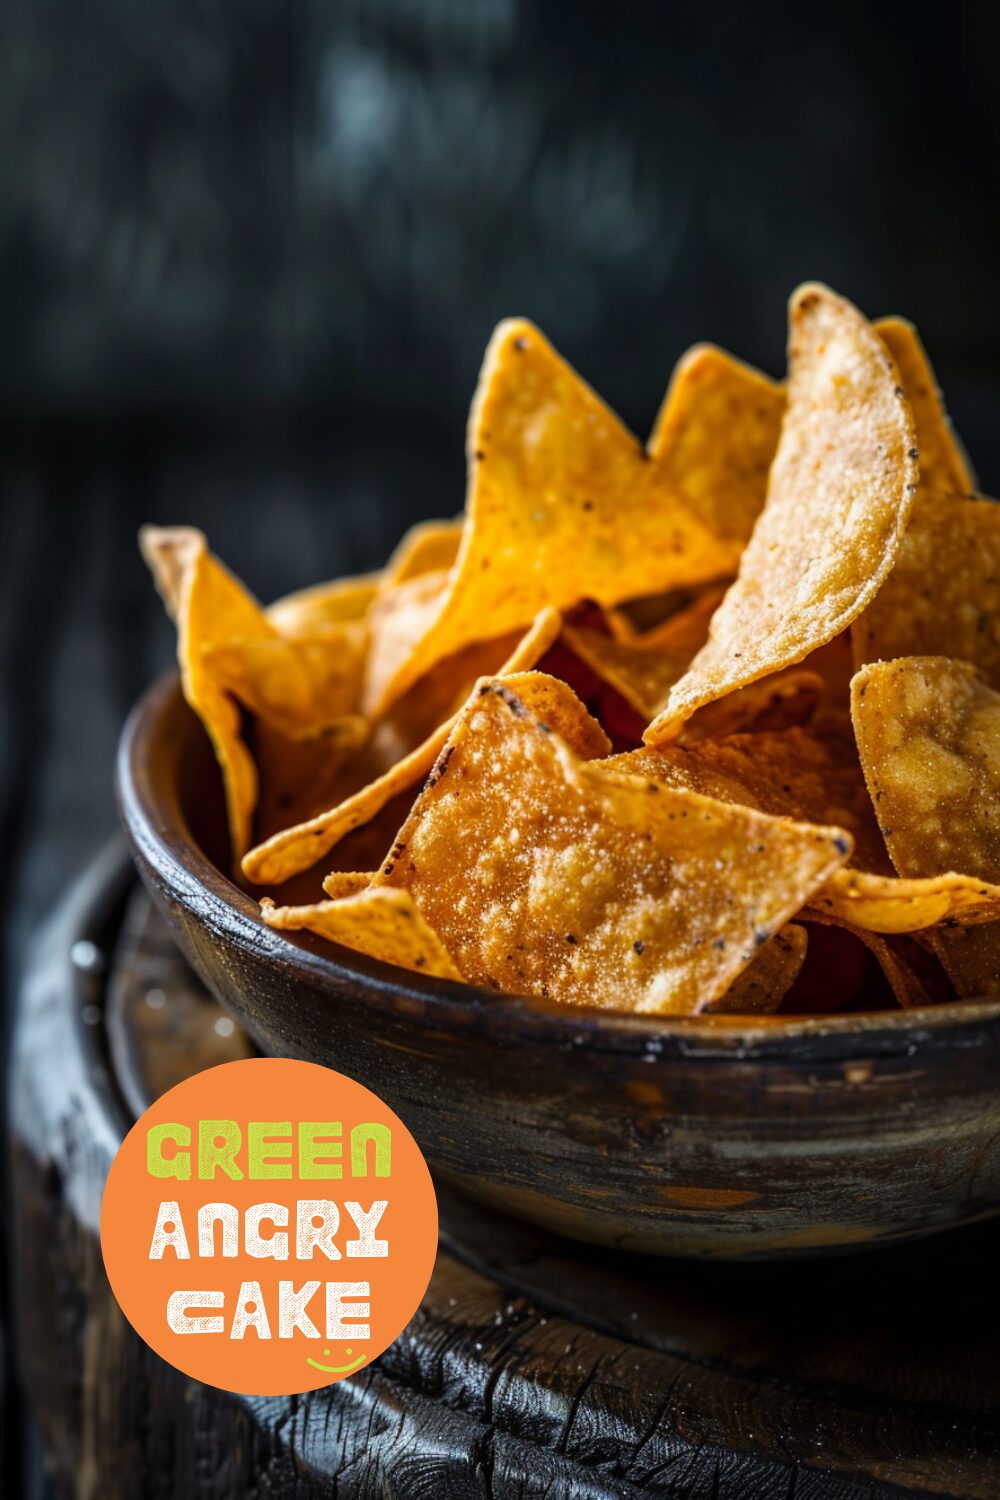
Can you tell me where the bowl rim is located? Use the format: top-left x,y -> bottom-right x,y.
116,669 -> 1000,1064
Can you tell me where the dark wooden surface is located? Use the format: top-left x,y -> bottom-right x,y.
10,847 -> 1000,1498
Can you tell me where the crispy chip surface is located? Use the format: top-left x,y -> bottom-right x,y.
250,718 -> 369,845
645,284 -> 919,744
611,730 -> 1000,932
205,627 -> 368,738
853,492 -> 1000,686
261,887 -> 462,980
368,321 -> 742,713
562,588 -> 724,720
141,526 -> 370,857
852,656 -> 1000,992
364,568 -> 451,716
852,657 -> 1000,885
648,343 -> 785,546
609,730 -> 889,871
382,519 -> 463,587
702,925 -> 808,1014
266,572 -> 379,635
141,526 -> 272,858
675,668 -> 824,743
241,609 -> 565,885
371,673 -> 851,1013
874,317 -> 975,496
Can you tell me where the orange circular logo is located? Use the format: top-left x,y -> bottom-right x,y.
100,1058 -> 437,1395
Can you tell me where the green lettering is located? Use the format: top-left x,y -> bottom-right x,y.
147,1123 -> 190,1179
350,1122 -> 391,1177
298,1122 -> 343,1179
247,1121 -> 292,1179
198,1119 -> 243,1180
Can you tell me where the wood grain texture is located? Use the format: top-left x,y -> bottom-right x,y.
10,850 -> 1000,1497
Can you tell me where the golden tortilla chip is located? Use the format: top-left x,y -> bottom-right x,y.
363,568 -> 451,716
924,926 -> 1000,1001
852,656 -> 1000,991
874,317 -> 975,496
382,518 -> 463,587
676,668 -> 824,743
641,317 -> 962,560
367,320 -> 742,714
241,609 -> 565,885
852,657 -> 1000,886
612,731 -> 1000,932
265,572 -> 379,635
260,887 -> 462,980
853,492 -> 1000,687
562,587 -> 725,720
141,526 -> 371,858
645,284 -> 919,745
141,526 -> 275,858
205,628 -> 368,738
609,729 -> 890,871
250,719 -> 369,846
807,868 -> 1000,934
315,871 -> 372,900
370,673 -> 851,1014
648,343 -> 785,546
321,871 -> 374,899
702,925 -> 808,1014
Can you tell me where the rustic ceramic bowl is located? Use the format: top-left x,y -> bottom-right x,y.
117,672 -> 1000,1259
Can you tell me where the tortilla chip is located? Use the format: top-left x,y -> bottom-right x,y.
205,627 -> 368,738
852,657 -> 1000,885
562,588 -> 725,720
874,317 -> 975,496
250,718 -> 369,845
676,668 -> 824,743
265,572 -> 379,635
609,729 -> 890,872
241,609 -> 566,885
641,318 -> 963,558
702,925 -> 808,1014
363,568 -> 451,716
141,526 -> 274,858
367,320 -> 741,714
382,519 -> 463,587
645,284 -> 919,745
852,656 -> 1000,991
648,343 -> 785,546
611,730 -> 1000,932
853,492 -> 1000,687
370,672 -> 851,1014
604,590 -> 708,641
141,526 -> 374,857
807,868 -> 1000,933
260,888 -> 462,981
924,926 -> 1000,1001
799,632 -> 856,731
319,871 -> 373,899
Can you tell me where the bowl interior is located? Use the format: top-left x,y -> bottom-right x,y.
117,671 -> 1000,1062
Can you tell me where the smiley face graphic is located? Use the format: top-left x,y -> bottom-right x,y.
305,1346 -> 367,1375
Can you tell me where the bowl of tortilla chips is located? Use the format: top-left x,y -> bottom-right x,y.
118,283 -> 1000,1258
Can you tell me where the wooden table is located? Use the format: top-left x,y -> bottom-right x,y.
10,846 -> 1000,1499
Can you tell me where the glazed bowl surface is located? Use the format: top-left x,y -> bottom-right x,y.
116,671 -> 1000,1258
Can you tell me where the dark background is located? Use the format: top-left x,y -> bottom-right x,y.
2,0 -> 1000,1491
